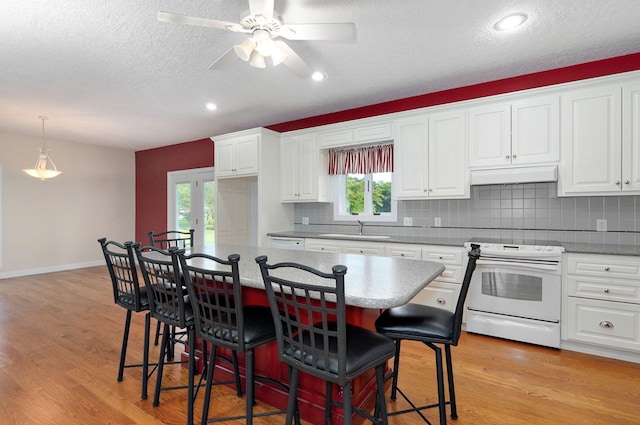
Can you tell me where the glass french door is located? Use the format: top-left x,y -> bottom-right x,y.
167,167 -> 215,246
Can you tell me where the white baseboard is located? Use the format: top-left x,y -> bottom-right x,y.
0,260 -> 103,279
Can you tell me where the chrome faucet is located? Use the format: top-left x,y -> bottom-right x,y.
357,220 -> 365,235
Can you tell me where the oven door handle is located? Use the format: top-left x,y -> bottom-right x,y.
476,258 -> 560,272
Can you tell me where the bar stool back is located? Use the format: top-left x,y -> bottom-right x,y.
97,238 -> 152,400
374,244 -> 481,425
256,255 -> 396,425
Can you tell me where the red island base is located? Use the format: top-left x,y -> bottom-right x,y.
182,286 -> 387,425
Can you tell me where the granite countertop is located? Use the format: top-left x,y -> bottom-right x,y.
268,231 -> 640,256
179,244 -> 445,309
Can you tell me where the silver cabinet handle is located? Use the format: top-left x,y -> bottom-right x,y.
625,180 -> 630,185
505,154 -> 510,159
599,320 -> 614,329
615,181 -> 621,185
604,288 -> 610,293
428,188 -> 433,192
512,154 -> 517,159
604,266 -> 610,271
436,298 -> 446,305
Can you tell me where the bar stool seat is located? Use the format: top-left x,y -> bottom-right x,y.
375,244 -> 481,425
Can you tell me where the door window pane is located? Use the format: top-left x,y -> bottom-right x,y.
204,180 -> 215,244
176,182 -> 191,232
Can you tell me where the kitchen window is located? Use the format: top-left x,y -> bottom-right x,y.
329,143 -> 396,222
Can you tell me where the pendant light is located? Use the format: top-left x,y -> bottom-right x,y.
23,116 -> 62,181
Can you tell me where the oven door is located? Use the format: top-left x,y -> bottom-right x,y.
467,260 -> 561,322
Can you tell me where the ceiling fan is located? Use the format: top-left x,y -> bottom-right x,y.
158,0 -> 356,77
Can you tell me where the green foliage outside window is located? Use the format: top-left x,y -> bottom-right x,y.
345,173 -> 392,214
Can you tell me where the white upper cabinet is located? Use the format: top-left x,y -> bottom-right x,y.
468,103 -> 511,167
559,82 -> 640,196
394,110 -> 468,199
468,96 -> 559,168
281,133 -> 328,202
318,122 -> 392,148
623,82 -> 640,193
214,132 -> 259,178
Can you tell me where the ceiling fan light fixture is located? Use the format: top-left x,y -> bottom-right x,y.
234,38 -> 256,61
271,41 -> 288,66
249,51 -> 266,68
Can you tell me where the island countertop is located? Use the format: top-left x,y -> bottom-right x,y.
182,244 -> 446,309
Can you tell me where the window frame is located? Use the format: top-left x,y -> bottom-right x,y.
331,173 -> 397,223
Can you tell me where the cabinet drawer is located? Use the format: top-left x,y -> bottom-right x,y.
305,239 -> 342,253
343,241 -> 385,256
566,255 -> 640,279
422,247 -> 464,265
384,244 -> 422,260
566,297 -> 640,352
436,265 -> 463,284
354,123 -> 392,142
410,282 -> 459,313
566,275 -> 640,304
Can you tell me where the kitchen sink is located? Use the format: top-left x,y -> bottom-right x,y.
319,234 -> 391,239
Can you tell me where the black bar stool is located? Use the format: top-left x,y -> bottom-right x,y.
176,250 -> 294,425
256,255 -> 396,425
98,238 -> 153,400
375,244 -> 481,425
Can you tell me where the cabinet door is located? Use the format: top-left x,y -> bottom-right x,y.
428,110 -> 468,198
393,115 -> 429,198
296,134 -> 319,200
234,135 -> 259,176
468,103 -> 511,168
280,136 -> 299,201
511,95 -> 560,165
215,140 -> 236,177
560,85 -> 622,194
622,83 -> 640,193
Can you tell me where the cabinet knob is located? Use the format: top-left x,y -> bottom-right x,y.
615,181 -> 621,185
604,266 -> 610,271
428,188 -> 432,192
599,320 -> 614,329
512,154 -> 517,159
436,298 -> 446,305
625,180 -> 630,185
505,155 -> 510,159
604,288 -> 610,293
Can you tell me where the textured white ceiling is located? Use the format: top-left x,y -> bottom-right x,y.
1,0 -> 639,151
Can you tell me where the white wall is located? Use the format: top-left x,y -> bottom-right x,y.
0,132 -> 135,278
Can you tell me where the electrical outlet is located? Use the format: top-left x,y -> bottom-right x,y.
596,219 -> 607,232
403,217 -> 413,226
434,217 -> 442,227
302,217 -> 309,225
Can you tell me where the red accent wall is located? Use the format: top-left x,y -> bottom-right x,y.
135,139 -> 213,244
267,52 -> 640,133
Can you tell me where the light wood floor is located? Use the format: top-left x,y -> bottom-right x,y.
1,266 -> 639,425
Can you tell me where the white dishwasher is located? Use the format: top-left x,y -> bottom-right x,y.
267,236 -> 306,251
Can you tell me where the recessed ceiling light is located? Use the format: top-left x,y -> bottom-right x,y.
311,71 -> 327,82
493,13 -> 528,31
205,103 -> 217,111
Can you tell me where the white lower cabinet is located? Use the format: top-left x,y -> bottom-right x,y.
564,253 -> 640,353
303,238 -> 467,312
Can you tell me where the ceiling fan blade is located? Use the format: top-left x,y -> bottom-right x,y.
209,47 -> 239,70
157,11 -> 243,32
249,0 -> 274,20
276,41 -> 313,77
280,23 -> 357,41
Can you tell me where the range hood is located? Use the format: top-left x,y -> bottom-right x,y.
470,165 -> 557,185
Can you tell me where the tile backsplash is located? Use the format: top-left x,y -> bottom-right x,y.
293,183 -> 640,245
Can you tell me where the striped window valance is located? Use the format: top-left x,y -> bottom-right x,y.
328,143 -> 393,175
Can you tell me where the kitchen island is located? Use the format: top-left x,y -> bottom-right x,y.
179,244 -> 445,424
